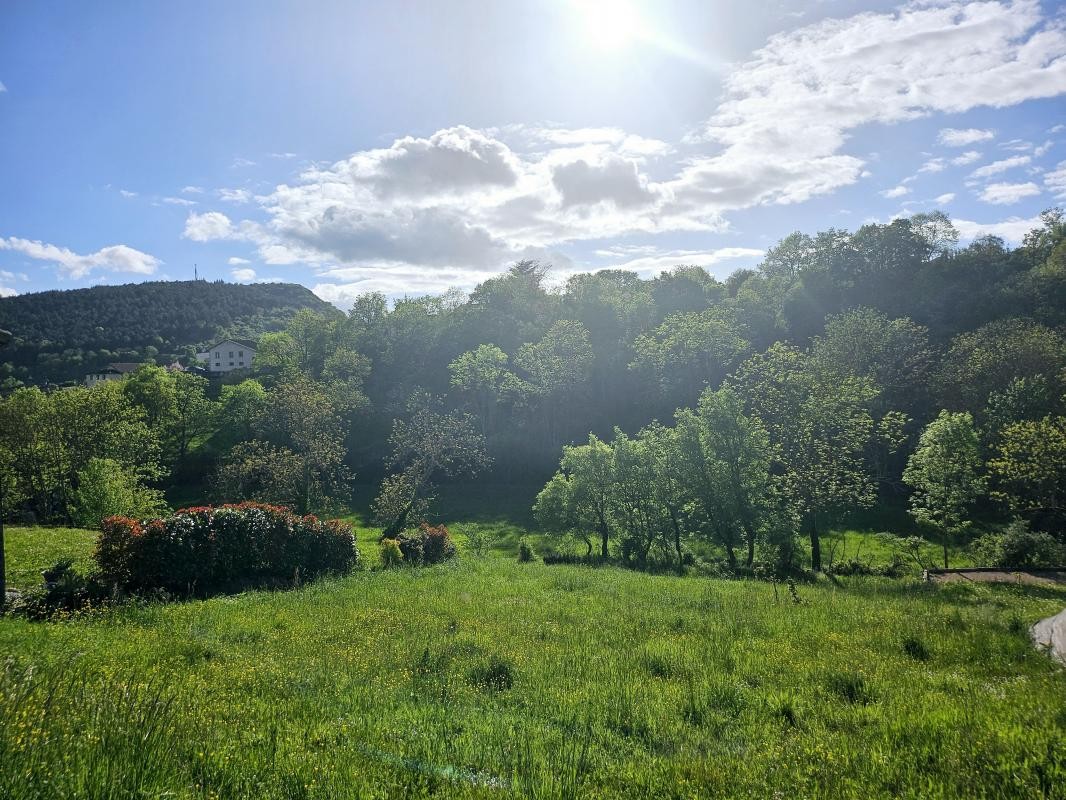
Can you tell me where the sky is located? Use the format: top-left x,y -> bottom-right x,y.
1,0 -> 1065,308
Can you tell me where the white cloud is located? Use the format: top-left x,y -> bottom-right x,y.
880,185 -> 910,198
939,128 -> 995,147
231,267 -> 256,282
954,214 -> 1043,243
231,157 -> 257,168
163,196 -> 198,207
1034,140 -> 1054,157
219,188 -> 252,204
0,285 -> 16,297
181,185 -> 204,194
227,256 -> 251,266
978,181 -> 1042,204
183,211 -> 234,241
935,192 -> 956,204
270,152 -> 299,159
0,81 -> 6,93
184,0 -> 1066,283
0,236 -> 161,279
594,246 -> 765,278
1051,124 -> 1066,134
919,158 -> 946,173
951,150 -> 982,165
1046,161 -> 1066,198
969,155 -> 1031,178
119,189 -> 138,198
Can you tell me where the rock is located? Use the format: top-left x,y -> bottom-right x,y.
1031,607 -> 1066,665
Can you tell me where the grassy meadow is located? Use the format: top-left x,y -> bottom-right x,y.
1,493 -> 1064,799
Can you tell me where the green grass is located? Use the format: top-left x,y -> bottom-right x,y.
3,526 -> 97,591
1,495 -> 1062,797
2,524 -> 1066,798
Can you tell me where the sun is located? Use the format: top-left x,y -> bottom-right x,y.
575,0 -> 644,50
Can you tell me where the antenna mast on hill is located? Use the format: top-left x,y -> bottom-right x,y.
194,264 -> 198,281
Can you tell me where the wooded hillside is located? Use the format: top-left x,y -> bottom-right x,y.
0,280 -> 340,386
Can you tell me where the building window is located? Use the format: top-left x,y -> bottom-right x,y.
214,352 -> 220,358
238,350 -> 243,357
229,362 -> 234,367
215,362 -> 221,367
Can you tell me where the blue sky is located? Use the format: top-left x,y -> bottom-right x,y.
1,0 -> 1065,306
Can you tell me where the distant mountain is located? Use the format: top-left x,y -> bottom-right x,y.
0,280 -> 340,386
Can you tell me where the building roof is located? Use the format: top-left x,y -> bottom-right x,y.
107,362 -> 144,374
201,338 -> 258,353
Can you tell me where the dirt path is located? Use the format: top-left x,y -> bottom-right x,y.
1031,608 -> 1066,665
927,569 -> 1066,586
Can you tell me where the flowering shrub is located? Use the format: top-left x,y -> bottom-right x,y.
94,502 -> 358,595
394,522 -> 456,566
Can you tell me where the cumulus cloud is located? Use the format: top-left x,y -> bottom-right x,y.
969,155 -> 1031,178
181,186 -> 204,194
231,267 -> 256,282
163,196 -> 197,207
978,181 -> 1042,204
0,236 -> 161,279
227,256 -> 251,265
181,0 -> 1066,292
935,192 -> 956,204
0,285 -> 16,297
119,189 -> 138,198
939,128 -> 996,146
183,211 -> 234,241
954,214 -> 1044,243
880,185 -> 910,198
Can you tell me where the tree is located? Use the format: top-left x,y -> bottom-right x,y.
169,372 -> 215,464
254,378 -> 351,514
903,411 -> 985,568
675,387 -> 776,569
70,458 -> 168,528
214,441 -> 304,509
730,344 -> 877,570
987,415 -> 1066,530
373,400 -> 490,537
449,344 -> 513,436
534,434 -> 616,559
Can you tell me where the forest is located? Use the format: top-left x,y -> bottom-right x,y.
3,209 -> 1066,574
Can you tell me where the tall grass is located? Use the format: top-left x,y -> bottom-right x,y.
2,549 -> 1065,798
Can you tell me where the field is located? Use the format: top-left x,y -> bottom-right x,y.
1,499 -> 1065,799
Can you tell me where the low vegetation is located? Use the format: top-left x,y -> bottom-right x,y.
1,524 -> 1064,798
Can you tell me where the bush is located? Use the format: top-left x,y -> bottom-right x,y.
379,538 -> 404,568
70,458 -> 168,529
518,540 -> 535,563
972,519 -> 1066,568
8,560 -> 107,620
394,522 -> 457,566
94,502 -> 358,596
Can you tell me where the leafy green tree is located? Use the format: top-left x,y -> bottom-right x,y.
987,415 -> 1066,530
217,379 -> 269,447
70,458 -> 168,528
170,372 -> 216,463
903,411 -> 985,568
631,308 -> 749,401
214,441 -> 304,509
254,378 -> 351,514
534,434 -> 616,558
449,344 -> 513,435
730,344 -> 877,570
936,319 -> 1066,414
675,387 -> 777,569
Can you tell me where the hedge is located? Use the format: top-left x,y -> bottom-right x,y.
95,502 -> 358,595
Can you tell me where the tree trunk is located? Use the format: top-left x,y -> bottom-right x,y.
725,542 -> 737,570
670,510 -> 684,575
810,517 -> 821,572
943,533 -> 949,570
743,521 -> 756,568
597,510 -> 610,560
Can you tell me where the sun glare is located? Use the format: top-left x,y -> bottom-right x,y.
576,0 -> 643,50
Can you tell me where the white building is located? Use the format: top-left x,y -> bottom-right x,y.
195,339 -> 257,373
84,362 -> 143,387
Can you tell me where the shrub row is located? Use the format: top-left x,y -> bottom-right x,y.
95,502 -> 358,595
